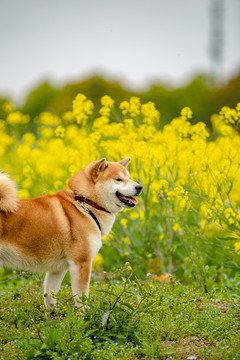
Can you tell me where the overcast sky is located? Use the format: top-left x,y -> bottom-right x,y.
0,0 -> 240,102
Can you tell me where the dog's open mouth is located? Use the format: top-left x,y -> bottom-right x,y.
116,191 -> 138,207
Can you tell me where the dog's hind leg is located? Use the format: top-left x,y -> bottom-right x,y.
43,269 -> 67,308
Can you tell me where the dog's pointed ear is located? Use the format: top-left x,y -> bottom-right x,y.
119,157 -> 131,168
91,158 -> 107,182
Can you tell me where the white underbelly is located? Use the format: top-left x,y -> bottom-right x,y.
0,244 -> 68,273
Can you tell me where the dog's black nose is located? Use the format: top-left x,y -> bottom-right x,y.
135,185 -> 143,194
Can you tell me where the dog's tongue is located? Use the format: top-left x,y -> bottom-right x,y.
122,195 -> 138,205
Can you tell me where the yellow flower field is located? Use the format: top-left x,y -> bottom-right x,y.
0,96 -> 240,291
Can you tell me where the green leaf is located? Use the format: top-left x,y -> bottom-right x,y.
146,309 -> 162,314
163,348 -> 175,355
86,329 -> 98,336
134,275 -> 143,294
136,292 -> 141,303
119,301 -> 135,310
102,310 -> 111,327
33,350 -> 43,357
115,333 -> 127,339
216,236 -> 240,241
112,306 -> 126,315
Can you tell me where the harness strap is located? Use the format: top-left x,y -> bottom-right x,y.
88,209 -> 101,231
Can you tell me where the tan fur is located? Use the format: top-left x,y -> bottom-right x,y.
0,172 -> 19,213
0,158 -> 142,308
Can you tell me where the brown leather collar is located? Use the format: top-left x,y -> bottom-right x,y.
73,193 -> 111,214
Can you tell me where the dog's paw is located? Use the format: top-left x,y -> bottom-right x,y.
44,293 -> 57,308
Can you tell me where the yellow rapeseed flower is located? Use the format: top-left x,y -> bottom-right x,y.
92,253 -> 104,271
62,111 -> 75,123
173,223 -> 183,233
141,101 -> 160,124
103,232 -> 114,243
124,237 -> 131,245
2,101 -> 15,113
22,133 -> 36,146
129,211 -> 139,220
120,97 -> 141,118
234,241 -> 240,254
7,111 -> 30,125
38,112 -> 61,126
181,107 -> 193,120
224,208 -> 236,225
101,95 -> 114,108
72,93 -> 94,125
120,218 -> 128,228
55,126 -> 65,138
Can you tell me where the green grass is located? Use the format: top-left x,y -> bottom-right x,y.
0,266 -> 240,360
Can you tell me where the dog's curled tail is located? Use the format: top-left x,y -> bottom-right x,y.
0,172 -> 19,213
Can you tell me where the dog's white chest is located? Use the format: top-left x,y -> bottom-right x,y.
89,236 -> 102,260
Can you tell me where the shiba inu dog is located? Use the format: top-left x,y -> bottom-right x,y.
0,158 -> 142,308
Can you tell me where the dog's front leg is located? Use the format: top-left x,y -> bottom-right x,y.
68,259 -> 92,308
44,269 -> 68,308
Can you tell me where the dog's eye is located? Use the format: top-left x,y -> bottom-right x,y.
115,178 -> 122,182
